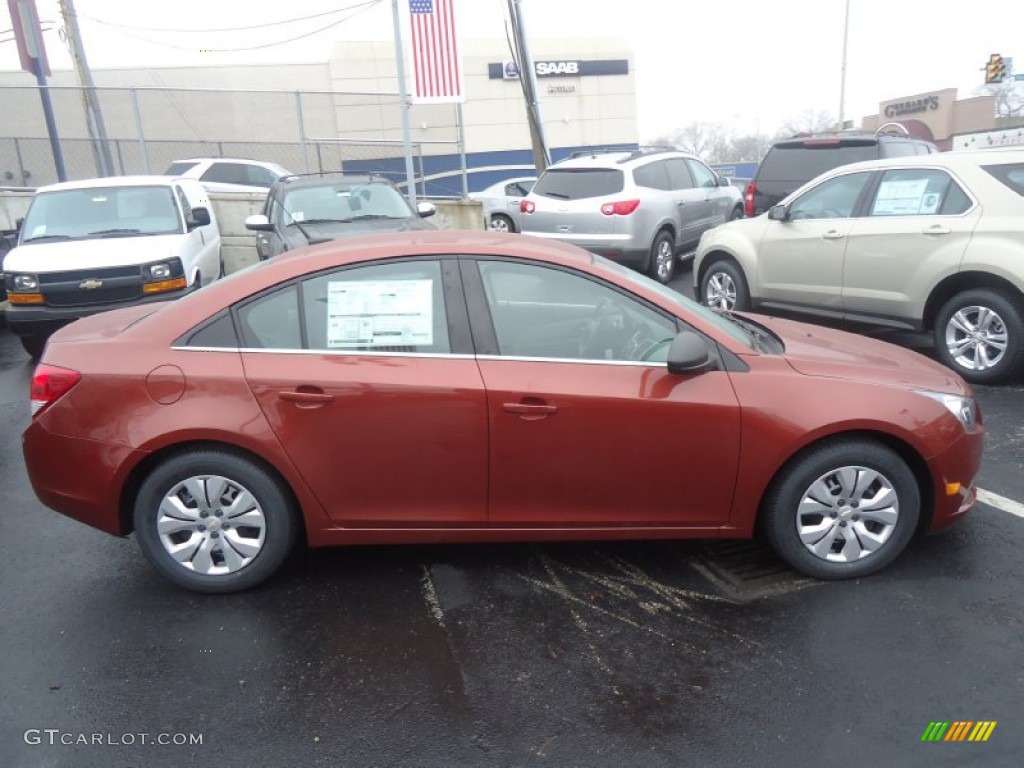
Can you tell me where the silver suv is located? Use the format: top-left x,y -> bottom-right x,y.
520,148 -> 743,283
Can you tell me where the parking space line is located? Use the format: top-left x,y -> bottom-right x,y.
977,488 -> 1024,519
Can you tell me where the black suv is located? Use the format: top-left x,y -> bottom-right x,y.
743,125 -> 938,217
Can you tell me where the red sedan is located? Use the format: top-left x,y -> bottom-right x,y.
22,231 -> 983,593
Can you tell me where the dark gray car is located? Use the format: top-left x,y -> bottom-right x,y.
245,174 -> 437,259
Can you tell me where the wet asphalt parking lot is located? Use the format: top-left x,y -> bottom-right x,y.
1,264 -> 1023,767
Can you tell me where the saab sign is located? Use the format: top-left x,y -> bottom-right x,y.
490,59 -> 629,79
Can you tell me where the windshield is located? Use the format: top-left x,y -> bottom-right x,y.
20,186 -> 183,243
590,254 -> 756,349
280,182 -> 413,224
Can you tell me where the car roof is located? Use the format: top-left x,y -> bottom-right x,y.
272,174 -> 397,191
549,148 -> 697,170
817,148 -> 1024,175
172,157 -> 278,165
37,175 -> 187,193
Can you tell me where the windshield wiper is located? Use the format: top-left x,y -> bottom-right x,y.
543,192 -> 569,199
716,310 -> 775,352
338,214 -> 405,222
22,234 -> 71,243
298,218 -> 350,224
87,228 -> 145,238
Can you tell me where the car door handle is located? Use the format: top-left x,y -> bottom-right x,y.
503,401 -> 558,420
822,230 -> 845,240
923,225 -> 952,235
279,389 -> 335,406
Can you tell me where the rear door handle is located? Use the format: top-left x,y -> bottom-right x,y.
279,389 -> 334,407
923,225 -> 952,235
822,230 -> 845,240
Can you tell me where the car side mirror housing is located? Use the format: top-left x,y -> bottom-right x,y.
666,332 -> 715,375
188,206 -> 211,229
718,176 -> 731,187
417,201 -> 437,218
768,204 -> 789,221
245,214 -> 273,231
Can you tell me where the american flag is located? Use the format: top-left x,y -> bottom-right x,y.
408,0 -> 463,103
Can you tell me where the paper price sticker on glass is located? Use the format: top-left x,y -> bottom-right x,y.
326,279 -> 435,348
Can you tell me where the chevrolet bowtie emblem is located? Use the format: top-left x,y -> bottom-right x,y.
79,279 -> 103,290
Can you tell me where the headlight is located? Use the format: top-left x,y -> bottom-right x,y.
147,263 -> 172,280
918,391 -> 977,432
13,274 -> 39,291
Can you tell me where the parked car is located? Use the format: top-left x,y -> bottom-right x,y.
244,173 -> 436,259
696,149 -> 1024,384
24,230 -> 982,593
4,176 -> 221,358
744,125 -> 937,217
164,157 -> 292,194
469,175 -> 536,232
519,148 -> 744,284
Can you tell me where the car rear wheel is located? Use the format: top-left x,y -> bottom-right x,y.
134,450 -> 298,593
489,214 -> 514,233
20,335 -> 47,359
648,230 -> 676,284
700,259 -> 750,311
729,206 -> 743,221
934,289 -> 1024,384
761,439 -> 920,580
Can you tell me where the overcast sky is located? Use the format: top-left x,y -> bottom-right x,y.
2,0 -> 1022,140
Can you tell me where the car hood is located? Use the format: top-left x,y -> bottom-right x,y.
282,218 -> 436,249
5,235 -> 186,272
750,314 -> 969,395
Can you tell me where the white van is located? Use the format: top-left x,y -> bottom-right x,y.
4,176 -> 222,357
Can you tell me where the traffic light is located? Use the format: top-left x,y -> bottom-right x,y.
985,54 -> 1005,84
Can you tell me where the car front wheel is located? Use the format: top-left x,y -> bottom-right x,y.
935,289 -> 1024,384
134,450 -> 298,593
700,259 -> 750,311
761,439 -> 920,580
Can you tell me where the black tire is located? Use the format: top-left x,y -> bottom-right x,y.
489,214 -> 515,233
729,206 -> 744,221
934,288 -> 1024,385
647,230 -> 676,284
20,334 -> 47,359
134,450 -> 298,593
700,258 -> 750,311
761,439 -> 920,580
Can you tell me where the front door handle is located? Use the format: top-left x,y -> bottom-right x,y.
822,230 -> 845,240
279,388 -> 334,407
503,400 -> 558,420
923,225 -> 952,235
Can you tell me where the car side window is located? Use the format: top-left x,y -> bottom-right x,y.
633,161 -> 672,191
246,166 -> 278,188
302,260 -> 450,353
237,285 -> 302,349
789,172 -> 871,220
869,169 -> 970,217
686,159 -> 718,189
505,181 -> 531,196
666,158 -> 695,190
477,261 -> 678,363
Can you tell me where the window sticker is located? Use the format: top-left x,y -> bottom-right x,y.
873,179 -> 930,215
326,279 -> 434,348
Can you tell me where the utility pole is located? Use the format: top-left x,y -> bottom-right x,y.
837,0 -> 851,131
390,0 -> 417,206
59,0 -> 114,176
507,0 -> 550,172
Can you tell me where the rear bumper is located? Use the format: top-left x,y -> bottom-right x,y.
924,427 -> 985,533
522,231 -> 649,268
5,287 -> 192,338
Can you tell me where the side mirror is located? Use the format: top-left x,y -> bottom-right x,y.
718,176 -> 731,187
417,201 -> 437,218
768,204 -> 789,221
245,214 -> 273,231
188,206 -> 211,229
666,332 -> 715,376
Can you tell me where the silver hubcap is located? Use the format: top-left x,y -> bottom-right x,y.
945,305 -> 1008,371
705,271 -> 736,309
156,475 -> 266,576
796,466 -> 899,563
655,240 -> 673,280
490,217 -> 511,233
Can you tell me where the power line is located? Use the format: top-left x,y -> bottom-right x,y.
75,4 -> 372,34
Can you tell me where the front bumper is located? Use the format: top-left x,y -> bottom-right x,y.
924,426 -> 985,533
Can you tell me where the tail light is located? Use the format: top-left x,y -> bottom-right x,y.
30,364 -> 81,417
600,199 -> 640,216
520,199 -> 535,214
744,181 -> 756,217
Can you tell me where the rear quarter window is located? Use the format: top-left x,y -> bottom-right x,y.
533,168 -> 624,200
756,143 -> 878,183
982,163 -> 1024,197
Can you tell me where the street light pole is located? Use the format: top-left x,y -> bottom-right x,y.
837,0 -> 851,130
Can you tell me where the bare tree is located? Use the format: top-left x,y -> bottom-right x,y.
779,109 -> 837,136
976,80 -> 1024,118
651,122 -> 733,163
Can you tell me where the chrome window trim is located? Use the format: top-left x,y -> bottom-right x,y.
476,354 -> 665,367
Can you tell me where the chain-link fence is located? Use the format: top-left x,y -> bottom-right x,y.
1,85 -> 467,192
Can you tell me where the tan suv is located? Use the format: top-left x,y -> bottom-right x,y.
695,149 -> 1024,384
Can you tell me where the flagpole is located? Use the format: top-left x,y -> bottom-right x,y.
391,0 -> 418,206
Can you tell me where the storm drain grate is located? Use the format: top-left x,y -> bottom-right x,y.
692,540 -> 819,601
